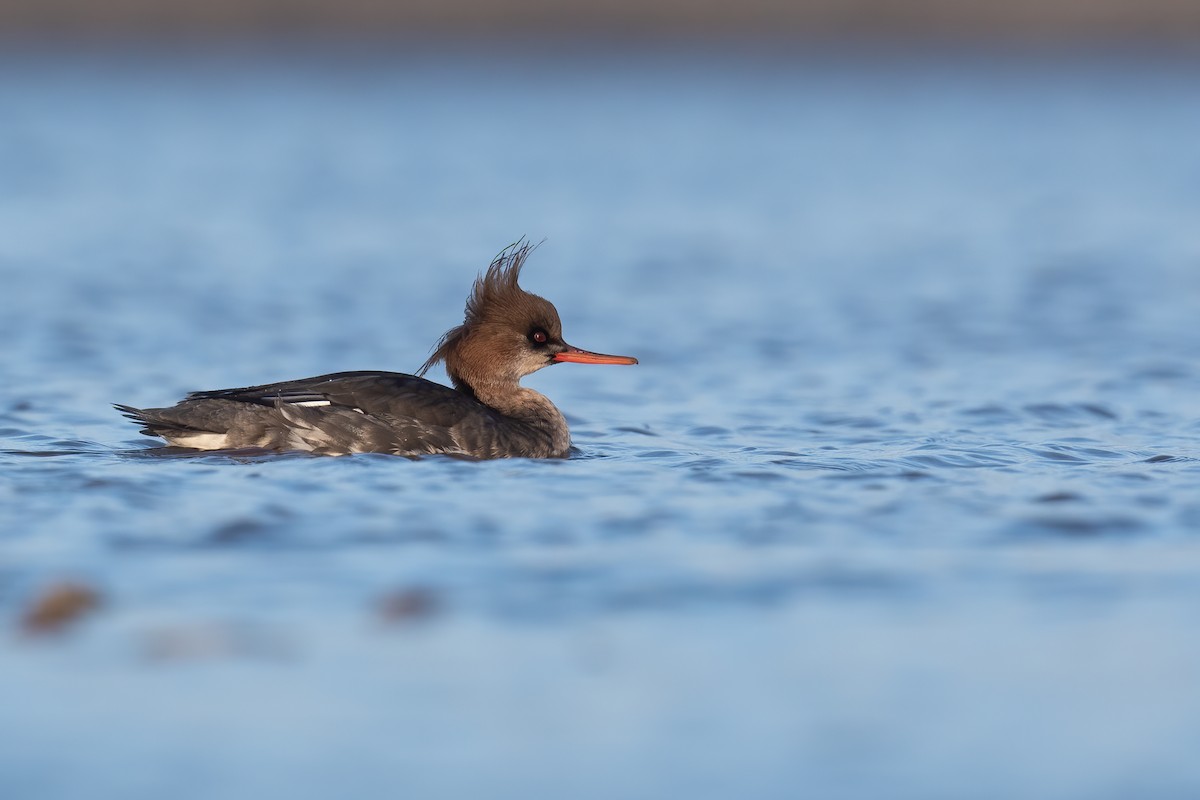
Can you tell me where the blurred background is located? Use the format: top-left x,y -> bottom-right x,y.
3,0 -> 1200,39
3,3 -> 1200,800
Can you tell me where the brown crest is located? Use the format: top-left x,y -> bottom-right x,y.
418,240 -> 542,376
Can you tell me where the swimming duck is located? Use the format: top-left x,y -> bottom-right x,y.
116,242 -> 637,458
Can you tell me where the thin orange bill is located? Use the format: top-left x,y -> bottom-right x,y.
554,346 -> 638,365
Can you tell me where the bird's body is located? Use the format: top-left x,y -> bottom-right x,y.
116,244 -> 637,459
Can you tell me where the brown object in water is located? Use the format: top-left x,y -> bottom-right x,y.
21,581 -> 103,634
377,587 -> 440,623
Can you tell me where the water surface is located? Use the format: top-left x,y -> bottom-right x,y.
2,44 -> 1200,799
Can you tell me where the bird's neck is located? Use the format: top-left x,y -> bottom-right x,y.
452,374 -> 570,455
455,374 -> 560,421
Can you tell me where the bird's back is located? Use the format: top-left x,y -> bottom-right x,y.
117,371 -> 567,458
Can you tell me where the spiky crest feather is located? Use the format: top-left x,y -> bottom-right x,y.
418,240 -> 541,377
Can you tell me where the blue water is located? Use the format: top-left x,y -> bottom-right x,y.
3,44 -> 1200,799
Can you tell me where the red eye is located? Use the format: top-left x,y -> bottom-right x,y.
531,330 -> 548,344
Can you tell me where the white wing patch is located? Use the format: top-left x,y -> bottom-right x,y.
168,432 -> 231,450
288,399 -> 365,414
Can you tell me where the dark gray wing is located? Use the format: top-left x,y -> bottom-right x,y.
186,371 -> 494,426
182,371 -> 547,455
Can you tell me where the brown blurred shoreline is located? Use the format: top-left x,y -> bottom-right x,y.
3,0 -> 1200,41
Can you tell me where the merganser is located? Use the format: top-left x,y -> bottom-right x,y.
115,243 -> 638,458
